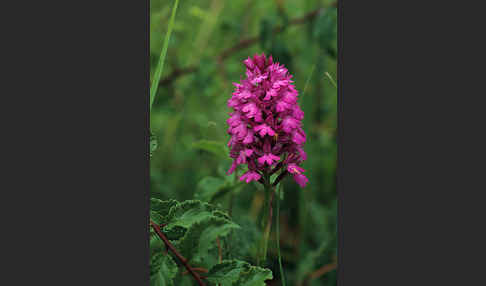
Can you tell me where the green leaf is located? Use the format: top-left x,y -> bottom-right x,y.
150,199 -> 179,225
164,200 -> 225,227
192,140 -> 228,158
164,200 -> 214,227
159,200 -> 233,241
150,210 -> 165,225
150,232 -> 164,253
175,217 -> 239,266
226,216 -> 260,261
150,199 -> 237,242
206,259 -> 273,286
151,199 -> 179,218
194,176 -> 225,201
150,253 -> 178,286
195,176 -> 239,203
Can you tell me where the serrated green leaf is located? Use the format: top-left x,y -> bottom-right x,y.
206,259 -> 273,286
150,210 -> 165,225
150,199 -> 179,225
151,200 -> 235,242
150,232 -> 164,252
150,253 -> 178,286
151,199 -> 179,218
226,216 -> 260,260
192,140 -> 228,158
164,200 -> 221,229
175,217 -> 239,266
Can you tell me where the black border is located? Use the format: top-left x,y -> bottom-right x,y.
6,0 -> 151,284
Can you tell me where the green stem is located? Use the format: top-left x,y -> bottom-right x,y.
227,169 -> 237,259
258,173 -> 274,266
228,168 -> 237,217
276,183 -> 286,286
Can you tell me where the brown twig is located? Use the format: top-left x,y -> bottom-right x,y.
218,8 -> 323,61
309,262 -> 337,279
159,65 -> 198,85
158,8 -> 325,87
182,267 -> 209,275
302,262 -> 337,285
150,220 -> 206,286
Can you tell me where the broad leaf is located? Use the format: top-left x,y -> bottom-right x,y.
175,217 -> 239,266
150,253 -> 178,286
192,140 -> 228,158
150,199 -> 179,225
152,200 -> 232,241
194,176 -> 237,203
206,259 -> 273,286
164,200 -> 228,230
151,199 -> 179,219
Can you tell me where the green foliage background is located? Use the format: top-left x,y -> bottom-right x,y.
150,0 -> 337,285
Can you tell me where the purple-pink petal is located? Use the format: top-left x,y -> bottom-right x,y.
282,116 -> 300,133
287,163 -> 305,174
291,128 -> 306,144
254,124 -> 275,137
258,153 -> 280,165
239,170 -> 261,183
293,173 -> 308,188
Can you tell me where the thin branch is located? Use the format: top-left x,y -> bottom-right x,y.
302,262 -> 337,286
150,220 -> 206,286
159,65 -> 198,85
182,267 -> 209,275
309,262 -> 337,280
158,8 -> 326,87
218,8 -> 323,61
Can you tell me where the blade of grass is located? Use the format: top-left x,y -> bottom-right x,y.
302,63 -> 316,97
150,0 -> 180,111
324,72 -> 337,88
276,183 -> 286,286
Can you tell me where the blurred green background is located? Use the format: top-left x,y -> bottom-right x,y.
150,0 -> 337,285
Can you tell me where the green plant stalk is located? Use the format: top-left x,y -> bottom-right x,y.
276,183 -> 286,286
228,168 -> 237,217
258,173 -> 274,266
150,0 -> 180,111
227,169 -> 237,259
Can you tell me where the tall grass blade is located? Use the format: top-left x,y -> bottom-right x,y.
150,0 -> 180,111
276,183 -> 286,286
324,71 -> 337,88
302,63 -> 316,97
